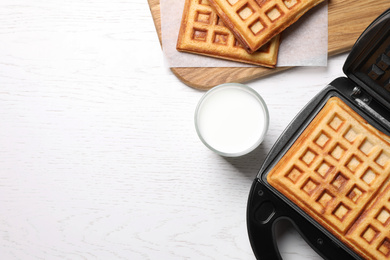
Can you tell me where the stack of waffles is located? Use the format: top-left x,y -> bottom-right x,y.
176,0 -> 324,68
268,97 -> 390,260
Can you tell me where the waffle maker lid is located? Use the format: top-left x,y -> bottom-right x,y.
343,8 -> 390,106
247,8 -> 390,260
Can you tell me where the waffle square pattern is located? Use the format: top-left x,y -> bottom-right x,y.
268,97 -> 390,260
208,0 -> 324,53
176,0 -> 280,67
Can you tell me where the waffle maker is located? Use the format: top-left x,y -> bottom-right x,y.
247,8 -> 390,260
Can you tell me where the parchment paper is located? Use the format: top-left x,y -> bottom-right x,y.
161,0 -> 328,67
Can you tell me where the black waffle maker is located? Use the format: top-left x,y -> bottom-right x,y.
247,8 -> 390,260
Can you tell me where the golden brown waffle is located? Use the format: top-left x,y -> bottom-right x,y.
208,0 -> 324,53
346,183 -> 390,259
176,0 -> 280,68
267,97 -> 390,260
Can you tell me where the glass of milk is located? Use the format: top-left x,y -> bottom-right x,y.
195,83 -> 269,157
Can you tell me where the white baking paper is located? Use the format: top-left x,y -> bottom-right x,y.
161,0 -> 328,67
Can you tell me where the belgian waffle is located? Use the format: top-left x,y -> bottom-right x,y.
208,0 -> 324,53
176,0 -> 280,68
267,97 -> 390,260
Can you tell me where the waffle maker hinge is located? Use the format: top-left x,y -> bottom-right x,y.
351,86 -> 390,129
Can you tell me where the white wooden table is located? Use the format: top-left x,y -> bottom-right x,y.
0,1 -> 350,259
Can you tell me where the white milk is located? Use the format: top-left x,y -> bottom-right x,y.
195,83 -> 269,157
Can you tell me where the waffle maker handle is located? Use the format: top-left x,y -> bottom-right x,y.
247,179 -> 359,260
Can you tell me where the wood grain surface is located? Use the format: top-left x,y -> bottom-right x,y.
148,0 -> 390,90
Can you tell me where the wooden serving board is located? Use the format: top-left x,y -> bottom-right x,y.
148,0 -> 390,90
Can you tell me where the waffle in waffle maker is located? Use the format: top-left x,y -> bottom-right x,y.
247,8 -> 390,260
